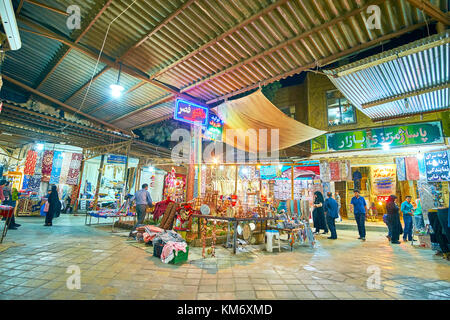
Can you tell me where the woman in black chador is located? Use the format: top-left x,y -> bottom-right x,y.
312,191 -> 328,234
386,195 -> 402,244
45,185 -> 61,226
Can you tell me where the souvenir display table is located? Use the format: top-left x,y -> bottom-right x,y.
191,214 -> 275,254
85,200 -> 136,232
0,205 -> 14,243
266,222 -> 315,250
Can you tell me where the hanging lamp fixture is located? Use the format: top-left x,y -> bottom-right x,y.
110,63 -> 124,98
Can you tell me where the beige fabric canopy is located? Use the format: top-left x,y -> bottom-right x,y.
216,90 -> 326,153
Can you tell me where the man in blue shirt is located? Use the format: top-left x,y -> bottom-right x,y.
324,192 -> 339,239
129,184 -> 153,236
351,190 -> 367,241
401,196 -> 414,242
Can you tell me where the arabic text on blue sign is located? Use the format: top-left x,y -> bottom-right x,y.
174,99 -> 209,126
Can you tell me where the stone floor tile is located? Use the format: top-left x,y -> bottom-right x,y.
255,291 -> 276,299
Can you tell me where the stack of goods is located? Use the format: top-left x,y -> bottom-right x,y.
159,201 -> 179,230
153,230 -> 188,264
142,225 -> 164,244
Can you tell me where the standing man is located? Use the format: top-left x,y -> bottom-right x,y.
350,190 -> 367,241
324,192 -> 339,239
335,191 -> 342,222
401,196 -> 414,242
129,184 -> 153,236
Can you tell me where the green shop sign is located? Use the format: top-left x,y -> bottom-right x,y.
311,121 -> 444,153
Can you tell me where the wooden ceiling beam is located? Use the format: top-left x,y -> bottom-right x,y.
15,0 -> 25,15
24,0 -> 68,16
207,22 -> 428,104
406,0 -> 450,25
129,114 -> 173,131
182,0 -> 387,93
35,0 -> 114,90
63,66 -> 110,103
150,0 -> 291,80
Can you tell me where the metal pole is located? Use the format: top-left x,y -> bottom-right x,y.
73,156 -> 86,214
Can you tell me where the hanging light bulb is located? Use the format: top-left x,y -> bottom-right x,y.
35,143 -> 44,151
417,152 -> 424,160
381,143 -> 390,151
110,63 -> 124,98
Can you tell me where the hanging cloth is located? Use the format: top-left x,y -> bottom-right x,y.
395,157 -> 407,181
405,157 -> 420,181
41,150 -> 54,182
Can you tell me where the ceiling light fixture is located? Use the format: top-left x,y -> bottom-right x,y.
110,63 -> 124,98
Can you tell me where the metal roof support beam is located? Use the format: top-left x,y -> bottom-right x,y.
150,0 -> 291,80
206,22 -> 428,104
15,0 -> 25,15
406,0 -> 450,25
2,75 -> 131,135
362,83 -> 450,109
181,0 -> 388,93
35,0 -> 114,90
63,66 -> 110,103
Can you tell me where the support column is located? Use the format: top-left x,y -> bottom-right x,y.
186,126 -> 195,201
73,157 -> 86,214
92,154 -> 105,210
291,165 -> 294,200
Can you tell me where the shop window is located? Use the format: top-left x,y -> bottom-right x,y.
279,105 -> 296,118
326,90 -> 356,126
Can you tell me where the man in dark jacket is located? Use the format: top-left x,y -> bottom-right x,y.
324,192 -> 339,239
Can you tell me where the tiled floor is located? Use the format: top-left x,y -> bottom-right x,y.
0,215 -> 449,300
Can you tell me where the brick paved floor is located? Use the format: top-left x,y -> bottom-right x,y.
0,215 -> 449,300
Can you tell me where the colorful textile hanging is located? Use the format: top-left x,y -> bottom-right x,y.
339,160 -> 352,181
28,175 -> 42,193
319,161 -> 331,182
49,151 -> 64,184
34,151 -> 43,176
41,150 -> 54,182
418,156 -> 427,181
22,175 -> 31,190
24,150 -> 38,175
59,152 -> 72,184
405,157 -> 420,181
70,185 -> 79,206
66,153 -> 82,185
395,157 -> 406,181
329,161 -> 341,181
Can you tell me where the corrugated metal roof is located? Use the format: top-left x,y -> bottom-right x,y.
113,101 -> 174,129
325,31 -> 449,121
4,0 -> 448,130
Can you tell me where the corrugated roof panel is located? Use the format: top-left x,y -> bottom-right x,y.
326,31 -> 449,120
3,30 -> 63,87
113,101 -> 174,129
38,50 -> 107,101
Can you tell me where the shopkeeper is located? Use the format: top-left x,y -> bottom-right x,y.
129,184 -> 153,236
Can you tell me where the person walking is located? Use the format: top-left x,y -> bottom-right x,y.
350,190 -> 367,241
386,195 -> 402,244
401,196 -> 414,242
335,191 -> 342,222
129,184 -> 153,236
312,191 -> 328,234
324,192 -> 339,239
45,185 -> 61,226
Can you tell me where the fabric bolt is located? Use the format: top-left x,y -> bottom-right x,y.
405,157 -> 420,181
395,157 -> 407,181
58,152 -> 72,185
329,161 -> 341,181
70,185 -> 79,206
24,150 -> 38,175
66,153 -> 82,185
41,150 -> 54,182
49,151 -> 64,184
319,161 -> 331,182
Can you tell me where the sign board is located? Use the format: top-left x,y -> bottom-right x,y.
203,114 -> 223,141
425,151 -> 450,181
107,155 -> 127,164
371,165 -> 396,195
312,121 -> 444,153
174,99 -> 208,126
